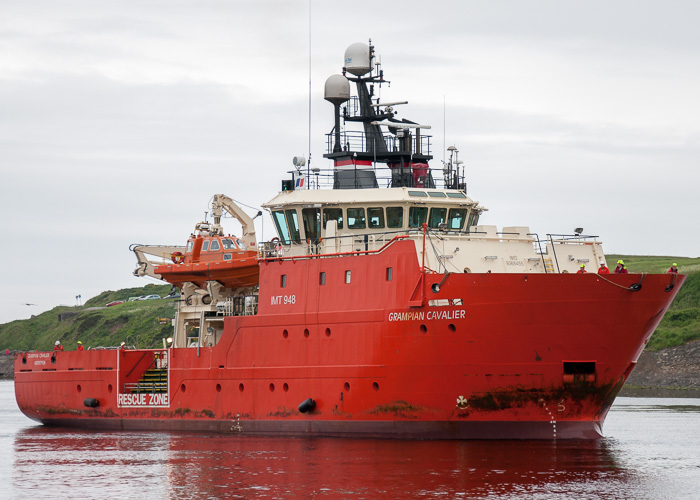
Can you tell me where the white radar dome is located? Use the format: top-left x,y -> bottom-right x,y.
324,74 -> 350,104
344,42 -> 372,76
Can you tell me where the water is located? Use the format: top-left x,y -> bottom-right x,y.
2,381 -> 698,499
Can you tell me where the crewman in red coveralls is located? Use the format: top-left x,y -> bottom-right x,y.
668,263 -> 679,274
76,341 -> 85,351
614,260 -> 628,274
598,262 -> 610,274
577,264 -> 587,274
53,341 -> 64,351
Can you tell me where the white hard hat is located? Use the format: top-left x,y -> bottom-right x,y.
55,341 -> 60,345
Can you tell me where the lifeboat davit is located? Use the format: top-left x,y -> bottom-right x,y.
154,222 -> 259,289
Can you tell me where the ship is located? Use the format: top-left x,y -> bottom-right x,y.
14,41 -> 685,439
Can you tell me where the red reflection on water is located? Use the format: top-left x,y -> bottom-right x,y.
14,427 -> 630,498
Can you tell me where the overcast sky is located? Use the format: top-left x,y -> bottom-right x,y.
2,0 -> 699,324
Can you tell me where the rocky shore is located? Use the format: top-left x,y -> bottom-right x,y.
620,340 -> 700,397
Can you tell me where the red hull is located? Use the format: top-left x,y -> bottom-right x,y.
14,241 -> 683,439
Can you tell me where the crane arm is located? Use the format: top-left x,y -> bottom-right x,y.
210,194 -> 258,249
130,244 -> 186,279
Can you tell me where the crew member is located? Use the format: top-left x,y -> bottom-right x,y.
668,263 -> 679,274
577,264 -> 587,274
614,260 -> 628,274
76,341 -> 84,351
598,262 -> 610,274
54,341 -> 64,351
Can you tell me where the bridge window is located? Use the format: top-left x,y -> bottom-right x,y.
186,241 -> 193,252
466,210 -> 480,231
222,238 -> 235,249
286,210 -> 301,243
223,253 -> 232,261
428,208 -> 447,228
409,207 -> 428,228
427,192 -> 447,198
302,208 -> 321,241
447,192 -> 467,199
408,191 -> 427,197
347,208 -> 366,229
323,208 -> 344,229
448,208 -> 467,230
202,240 -> 210,251
272,210 -> 291,243
367,207 -> 385,228
236,239 -> 247,250
386,207 -> 403,228
210,240 -> 220,251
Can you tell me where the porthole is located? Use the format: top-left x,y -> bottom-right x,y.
239,383 -> 245,392
216,383 -> 222,393
77,385 -> 82,393
108,384 -> 113,393
283,383 -> 289,392
420,324 -> 428,334
448,323 -> 456,332
283,329 -> 289,339
181,383 -> 187,393
269,383 -> 275,392
325,328 -> 331,337
344,382 -> 350,391
372,382 -> 379,391
304,328 -> 310,338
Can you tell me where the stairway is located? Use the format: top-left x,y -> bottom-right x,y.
544,258 -> 555,273
130,368 -> 168,393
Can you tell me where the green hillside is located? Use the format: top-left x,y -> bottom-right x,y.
0,284 -> 176,351
1,256 -> 698,352
606,255 -> 700,350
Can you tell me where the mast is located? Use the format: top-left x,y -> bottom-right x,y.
323,40 -> 434,189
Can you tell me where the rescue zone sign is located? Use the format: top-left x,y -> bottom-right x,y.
117,393 -> 169,407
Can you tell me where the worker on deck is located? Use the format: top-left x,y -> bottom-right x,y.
614,260 -> 628,274
577,264 -> 587,274
76,341 -> 84,351
598,262 -> 610,274
668,263 -> 679,274
54,341 -> 64,351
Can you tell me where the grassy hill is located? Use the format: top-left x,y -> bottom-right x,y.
607,255 -> 700,350
0,284 -> 176,351
1,256 -> 698,352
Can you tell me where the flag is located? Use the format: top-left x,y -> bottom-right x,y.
295,174 -> 305,188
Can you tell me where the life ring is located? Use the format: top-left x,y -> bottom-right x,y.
171,251 -> 185,264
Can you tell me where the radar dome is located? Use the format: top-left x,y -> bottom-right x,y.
344,42 -> 372,76
324,74 -> 350,104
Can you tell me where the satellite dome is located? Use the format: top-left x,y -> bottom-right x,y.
344,42 -> 372,76
324,74 -> 350,104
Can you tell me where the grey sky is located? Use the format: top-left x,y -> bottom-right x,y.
2,0 -> 699,324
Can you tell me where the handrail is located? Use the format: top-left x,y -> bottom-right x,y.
125,351 -> 151,378
259,234 -> 410,263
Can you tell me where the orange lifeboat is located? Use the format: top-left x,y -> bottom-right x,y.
154,226 -> 259,289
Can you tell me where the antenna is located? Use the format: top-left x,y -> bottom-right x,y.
307,0 -> 312,188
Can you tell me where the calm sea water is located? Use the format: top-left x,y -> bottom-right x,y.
1,381 -> 698,499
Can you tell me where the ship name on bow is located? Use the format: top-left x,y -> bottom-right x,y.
388,309 -> 466,322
